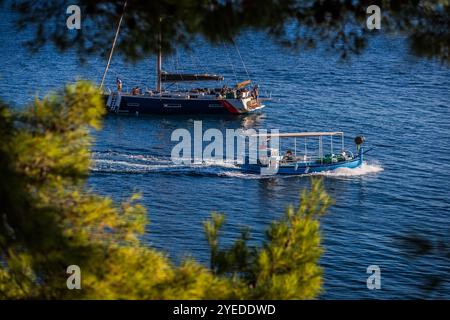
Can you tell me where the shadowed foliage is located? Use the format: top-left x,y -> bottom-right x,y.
0,81 -> 330,299
396,233 -> 450,295
4,0 -> 450,63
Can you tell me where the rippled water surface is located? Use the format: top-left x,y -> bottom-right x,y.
1,8 -> 449,299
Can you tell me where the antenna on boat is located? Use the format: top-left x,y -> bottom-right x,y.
156,17 -> 162,93
99,1 -> 127,90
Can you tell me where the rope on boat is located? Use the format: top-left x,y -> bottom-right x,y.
99,1 -> 128,90
223,41 -> 238,84
231,37 -> 251,82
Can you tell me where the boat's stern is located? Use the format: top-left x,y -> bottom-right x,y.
220,97 -> 265,114
105,92 -> 122,113
241,148 -> 281,175
355,135 -> 365,166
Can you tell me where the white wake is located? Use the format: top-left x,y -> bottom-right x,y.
315,161 -> 384,177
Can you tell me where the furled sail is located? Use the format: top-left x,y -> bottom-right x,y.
161,72 -> 224,82
235,79 -> 251,89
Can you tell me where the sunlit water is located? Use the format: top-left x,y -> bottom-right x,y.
1,7 -> 449,299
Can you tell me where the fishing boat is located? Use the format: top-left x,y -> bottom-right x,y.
241,132 -> 367,175
100,4 -> 266,115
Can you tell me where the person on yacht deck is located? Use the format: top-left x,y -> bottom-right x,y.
116,77 -> 123,92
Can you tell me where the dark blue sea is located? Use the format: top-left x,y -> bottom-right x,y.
1,7 -> 449,299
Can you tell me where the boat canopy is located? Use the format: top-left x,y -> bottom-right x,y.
247,132 -> 344,138
161,72 -> 224,82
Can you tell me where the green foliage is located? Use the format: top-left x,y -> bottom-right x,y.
204,180 -> 332,299
0,81 -> 330,299
252,181 -> 332,299
7,0 -> 450,63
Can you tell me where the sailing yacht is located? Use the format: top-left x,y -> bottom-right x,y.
101,4 -> 266,115
105,71 -> 265,115
100,28 -> 267,114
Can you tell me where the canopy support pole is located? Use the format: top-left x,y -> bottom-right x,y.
319,136 -> 323,164
294,138 -> 297,156
331,135 -> 333,155
304,138 -> 307,158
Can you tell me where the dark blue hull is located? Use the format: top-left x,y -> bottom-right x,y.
108,94 -> 232,114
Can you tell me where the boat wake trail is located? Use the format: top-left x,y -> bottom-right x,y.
90,151 -> 241,176
314,162 -> 384,178
91,152 -> 383,179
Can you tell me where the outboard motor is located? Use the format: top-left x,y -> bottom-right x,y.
354,135 -> 365,164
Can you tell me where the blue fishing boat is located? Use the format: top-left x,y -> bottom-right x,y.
241,132 -> 367,175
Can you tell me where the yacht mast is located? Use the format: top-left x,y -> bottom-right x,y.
99,1 -> 127,90
156,17 -> 162,92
